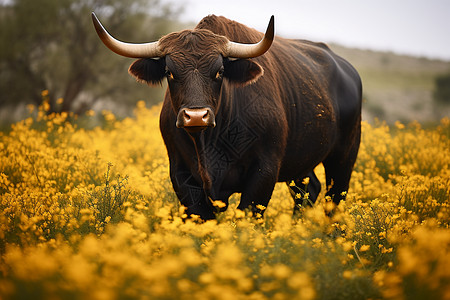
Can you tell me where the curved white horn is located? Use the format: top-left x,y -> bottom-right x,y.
91,12 -> 163,58
226,15 -> 275,58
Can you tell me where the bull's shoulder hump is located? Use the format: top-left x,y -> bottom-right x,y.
282,39 -> 358,76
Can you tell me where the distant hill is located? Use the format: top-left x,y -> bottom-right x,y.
330,44 -> 450,124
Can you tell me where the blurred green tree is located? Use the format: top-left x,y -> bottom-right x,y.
433,72 -> 450,105
0,0 -> 182,116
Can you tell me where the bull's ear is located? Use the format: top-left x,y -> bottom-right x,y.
128,58 -> 166,85
223,59 -> 264,86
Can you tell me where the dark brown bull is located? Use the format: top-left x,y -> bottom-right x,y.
92,13 -> 362,220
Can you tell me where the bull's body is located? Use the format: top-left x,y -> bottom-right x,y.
92,14 -> 362,220
160,16 -> 361,219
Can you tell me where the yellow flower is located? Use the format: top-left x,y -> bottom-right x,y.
272,264 -> 291,279
359,245 -> 370,252
136,100 -> 146,109
395,121 -> 405,129
26,104 -> 35,113
212,200 -> 227,209
42,101 -> 50,112
256,204 -> 266,211
302,177 -> 310,185
343,270 -> 352,279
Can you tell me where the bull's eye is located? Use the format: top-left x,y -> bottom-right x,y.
215,67 -> 224,80
165,67 -> 174,80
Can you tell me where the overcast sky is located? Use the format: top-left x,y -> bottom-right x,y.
179,0 -> 450,61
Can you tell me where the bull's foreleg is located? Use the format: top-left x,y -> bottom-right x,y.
169,162 -> 215,220
237,161 -> 278,218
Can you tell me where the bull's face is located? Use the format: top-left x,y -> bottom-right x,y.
92,13 -> 274,133
164,52 -> 224,132
128,41 -> 267,133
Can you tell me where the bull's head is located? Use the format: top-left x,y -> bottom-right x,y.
92,13 -> 274,133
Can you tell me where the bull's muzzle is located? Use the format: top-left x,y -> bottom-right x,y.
176,108 -> 216,132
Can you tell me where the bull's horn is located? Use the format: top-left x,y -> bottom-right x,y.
91,12 -> 163,58
226,15 -> 274,58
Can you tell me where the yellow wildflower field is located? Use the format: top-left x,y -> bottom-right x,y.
0,102 -> 449,299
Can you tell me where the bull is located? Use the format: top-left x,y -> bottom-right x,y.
92,13 -> 362,220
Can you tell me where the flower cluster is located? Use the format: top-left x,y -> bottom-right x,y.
0,100 -> 449,299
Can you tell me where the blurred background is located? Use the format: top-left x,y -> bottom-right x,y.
1,0 -> 449,127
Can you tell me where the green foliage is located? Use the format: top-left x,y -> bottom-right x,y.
86,163 -> 130,232
0,0 -> 181,119
433,72 -> 450,104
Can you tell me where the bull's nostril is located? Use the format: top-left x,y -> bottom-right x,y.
202,111 -> 209,121
184,110 -> 191,120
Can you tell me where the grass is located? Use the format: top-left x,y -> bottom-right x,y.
0,101 -> 449,299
